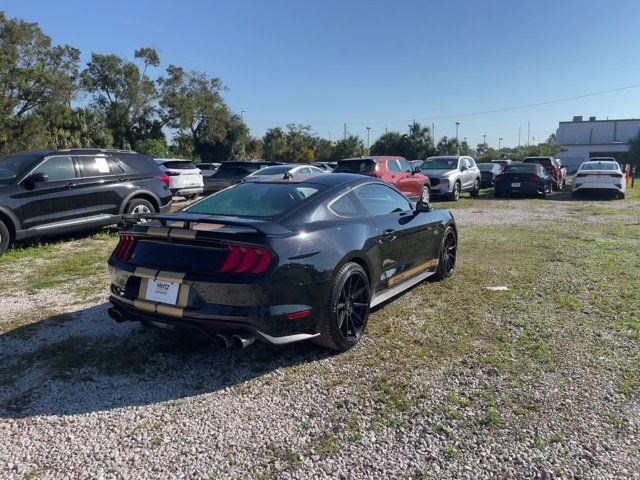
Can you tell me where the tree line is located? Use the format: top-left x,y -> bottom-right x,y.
1,11 -> 574,164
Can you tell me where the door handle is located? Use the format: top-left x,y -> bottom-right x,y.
65,182 -> 78,189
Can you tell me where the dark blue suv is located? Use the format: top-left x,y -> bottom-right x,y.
0,149 -> 172,254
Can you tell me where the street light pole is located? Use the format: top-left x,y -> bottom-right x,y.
483,134 -> 487,145
499,137 -> 503,149
366,127 -> 371,149
455,122 -> 460,140
240,110 -> 245,121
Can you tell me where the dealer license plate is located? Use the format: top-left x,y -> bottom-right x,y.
145,279 -> 179,305
511,182 -> 521,188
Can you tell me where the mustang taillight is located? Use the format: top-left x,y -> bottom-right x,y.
217,245 -> 273,274
529,174 -> 539,181
495,175 -> 504,182
113,235 -> 138,261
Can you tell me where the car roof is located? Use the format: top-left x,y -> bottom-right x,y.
250,172 -> 383,187
338,156 -> 404,162
8,148 -> 139,157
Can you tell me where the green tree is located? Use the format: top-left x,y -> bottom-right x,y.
82,48 -> 161,149
436,136 -> 460,155
626,130 -> 640,170
136,137 -> 166,157
370,122 -> 435,159
0,12 -> 81,152
314,138 -> 334,162
262,127 -> 288,162
333,135 -> 368,160
370,131 -> 405,156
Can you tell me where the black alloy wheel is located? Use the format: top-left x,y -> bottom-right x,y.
315,263 -> 370,351
434,227 -> 457,280
0,220 -> 9,255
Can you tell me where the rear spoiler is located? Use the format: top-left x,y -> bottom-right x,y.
121,213 -> 291,235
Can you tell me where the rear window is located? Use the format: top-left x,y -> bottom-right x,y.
580,163 -> 618,171
184,182 -> 325,217
523,158 -> 552,168
161,161 -> 198,170
334,160 -> 376,174
504,164 -> 539,173
478,163 -> 496,171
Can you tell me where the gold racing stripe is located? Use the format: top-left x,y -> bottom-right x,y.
156,304 -> 184,318
145,226 -> 171,238
177,284 -> 190,307
134,266 -> 158,279
387,258 -> 439,287
155,270 -> 186,282
133,299 -> 156,313
169,228 -> 198,240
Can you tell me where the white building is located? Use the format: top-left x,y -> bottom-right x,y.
555,116 -> 640,173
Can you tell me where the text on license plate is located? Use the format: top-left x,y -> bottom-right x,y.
511,182 -> 521,187
145,279 -> 179,305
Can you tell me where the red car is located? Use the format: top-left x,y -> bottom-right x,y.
334,156 -> 431,202
523,156 -> 566,191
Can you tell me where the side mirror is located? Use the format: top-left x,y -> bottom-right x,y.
415,201 -> 433,213
412,166 -> 421,173
460,166 -> 468,172
24,172 -> 48,187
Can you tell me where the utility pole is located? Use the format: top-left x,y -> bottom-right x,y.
343,123 -> 347,140
455,122 -> 460,140
432,123 -> 436,142
385,125 -> 388,134
527,121 -> 531,145
499,137 -> 503,149
366,126 -> 371,148
483,134 -> 487,145
327,130 -> 331,140
518,125 -> 521,147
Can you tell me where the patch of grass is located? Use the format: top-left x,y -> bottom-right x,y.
442,445 -> 460,459
313,431 -> 341,457
483,407 -> 501,428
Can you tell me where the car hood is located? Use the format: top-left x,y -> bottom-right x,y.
419,168 -> 456,178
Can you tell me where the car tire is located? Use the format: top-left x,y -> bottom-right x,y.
449,182 -> 461,201
0,219 -> 10,255
314,262 -> 370,352
494,190 -> 503,198
420,185 -> 431,204
433,227 -> 457,280
470,179 -> 480,197
126,198 -> 156,216
618,192 -> 626,199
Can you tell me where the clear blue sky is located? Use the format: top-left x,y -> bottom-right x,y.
4,0 -> 640,148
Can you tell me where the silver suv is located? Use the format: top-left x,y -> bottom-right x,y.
418,156 -> 481,201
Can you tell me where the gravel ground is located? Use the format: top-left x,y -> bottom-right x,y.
0,195 -> 638,479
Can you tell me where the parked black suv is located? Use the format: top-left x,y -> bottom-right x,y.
0,149 -> 172,254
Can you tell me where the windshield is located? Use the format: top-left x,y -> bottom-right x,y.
580,162 -> 618,171
478,163 -> 496,171
184,182 -> 325,217
504,164 -> 538,173
421,158 -> 457,170
523,158 -> 552,168
0,153 -> 42,183
249,165 -> 293,176
334,160 -> 376,174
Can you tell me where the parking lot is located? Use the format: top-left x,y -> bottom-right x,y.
0,186 -> 637,479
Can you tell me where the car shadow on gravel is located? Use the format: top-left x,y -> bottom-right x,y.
0,303 -> 334,419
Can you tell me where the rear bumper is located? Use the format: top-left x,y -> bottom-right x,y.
109,296 -> 319,345
108,262 -> 327,345
495,182 -> 544,196
572,181 -> 624,193
171,187 -> 203,197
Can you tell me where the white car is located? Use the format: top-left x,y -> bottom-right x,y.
572,159 -> 626,199
154,158 -> 204,199
245,164 -> 325,180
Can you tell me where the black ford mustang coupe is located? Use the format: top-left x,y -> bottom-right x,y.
108,173 -> 457,351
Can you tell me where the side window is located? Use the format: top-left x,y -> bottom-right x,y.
387,160 -> 402,173
330,192 -> 364,217
398,159 -> 413,173
77,156 -> 123,177
355,184 -> 412,216
31,156 -> 76,181
467,158 -> 476,167
461,158 -> 471,169
298,167 -> 312,174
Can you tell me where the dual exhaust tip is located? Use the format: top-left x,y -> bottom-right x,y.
215,333 -> 255,350
108,307 -> 255,349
